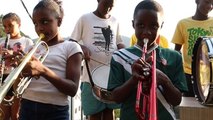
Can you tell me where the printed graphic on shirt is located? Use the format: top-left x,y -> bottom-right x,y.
93,25 -> 114,55
13,42 -> 24,52
1,42 -> 24,52
187,27 -> 213,56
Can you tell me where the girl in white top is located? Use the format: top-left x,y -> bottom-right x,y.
19,0 -> 83,120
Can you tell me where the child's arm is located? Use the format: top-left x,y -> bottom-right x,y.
156,69 -> 182,106
22,52 -> 83,97
111,58 -> 151,103
80,45 -> 91,61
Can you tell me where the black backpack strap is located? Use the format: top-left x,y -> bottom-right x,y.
85,60 -> 95,87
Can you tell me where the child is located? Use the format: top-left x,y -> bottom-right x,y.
18,0 -> 83,120
171,0 -> 213,97
71,0 -> 125,119
0,12 -> 34,120
107,0 -> 188,120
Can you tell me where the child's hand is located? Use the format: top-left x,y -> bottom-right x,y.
0,49 -> 21,74
1,48 -> 13,56
131,58 -> 151,80
1,48 -> 14,67
131,58 -> 152,94
9,51 -> 25,67
1,49 -> 25,67
21,56 -> 44,77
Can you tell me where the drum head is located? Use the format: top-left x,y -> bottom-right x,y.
91,65 -> 110,89
192,37 -> 213,105
90,65 -> 116,103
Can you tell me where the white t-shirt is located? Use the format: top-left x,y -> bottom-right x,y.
71,12 -> 123,86
0,36 -> 33,52
22,40 -> 83,106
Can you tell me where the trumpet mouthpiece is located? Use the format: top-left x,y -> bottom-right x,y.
143,38 -> 149,44
39,33 -> 45,39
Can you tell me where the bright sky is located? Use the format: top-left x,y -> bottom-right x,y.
1,0 -> 212,48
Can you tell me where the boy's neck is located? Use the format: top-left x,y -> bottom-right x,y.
93,10 -> 111,19
192,11 -> 209,20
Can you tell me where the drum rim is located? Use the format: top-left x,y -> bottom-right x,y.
91,65 -> 110,89
92,84 -> 116,103
192,37 -> 213,105
85,60 -> 116,103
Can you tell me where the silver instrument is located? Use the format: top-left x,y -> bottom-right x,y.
0,34 -> 49,104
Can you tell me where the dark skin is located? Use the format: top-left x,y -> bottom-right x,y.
175,0 -> 213,51
111,9 -> 182,106
78,0 -> 124,120
21,7 -> 83,97
94,0 -> 113,19
2,18 -> 22,39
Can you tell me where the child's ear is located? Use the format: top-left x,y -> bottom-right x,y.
57,18 -> 62,26
132,20 -> 135,29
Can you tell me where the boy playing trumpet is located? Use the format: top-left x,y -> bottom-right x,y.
107,0 -> 188,120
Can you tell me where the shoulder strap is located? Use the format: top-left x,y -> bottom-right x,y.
85,60 -> 95,87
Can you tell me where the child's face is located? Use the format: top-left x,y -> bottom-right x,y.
32,8 -> 60,42
133,9 -> 163,47
197,0 -> 213,16
98,0 -> 114,16
2,18 -> 20,37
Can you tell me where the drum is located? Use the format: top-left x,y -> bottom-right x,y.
91,65 -> 115,103
85,60 -> 115,103
192,36 -> 213,105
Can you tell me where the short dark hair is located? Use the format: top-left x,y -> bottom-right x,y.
133,0 -> 163,20
2,12 -> 21,24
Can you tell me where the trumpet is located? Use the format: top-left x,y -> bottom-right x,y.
0,33 -> 49,104
135,38 -> 157,120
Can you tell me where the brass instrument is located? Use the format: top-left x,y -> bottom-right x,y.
135,38 -> 157,120
0,34 -> 49,104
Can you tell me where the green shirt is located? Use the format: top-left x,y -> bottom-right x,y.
108,46 -> 188,120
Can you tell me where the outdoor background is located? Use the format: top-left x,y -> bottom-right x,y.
1,0 -> 211,48
1,0 -> 213,119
